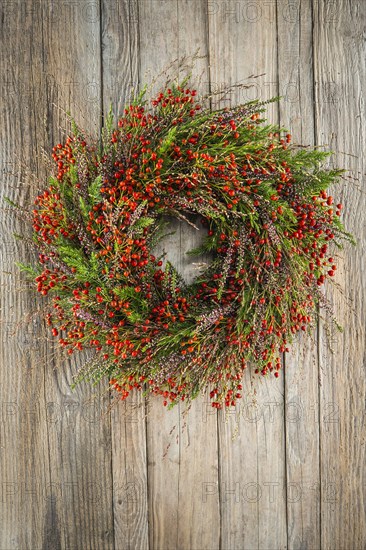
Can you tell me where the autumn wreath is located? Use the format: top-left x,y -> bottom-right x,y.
14,83 -> 354,409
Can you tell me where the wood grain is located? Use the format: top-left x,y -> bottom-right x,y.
102,0 -> 140,118
101,1 -> 149,548
208,2 -> 287,548
41,2 -> 115,546
0,1 -> 114,549
0,2 -> 63,548
138,2 -> 220,549
277,1 -> 321,548
137,4 -> 183,548
314,0 -> 366,548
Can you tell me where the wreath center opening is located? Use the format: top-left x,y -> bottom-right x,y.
153,214 -> 212,285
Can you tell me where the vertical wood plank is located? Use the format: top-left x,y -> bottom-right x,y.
138,1 -> 220,548
277,1 -> 321,548
42,2 -> 115,546
0,1 -> 114,548
102,0 -> 140,116
313,0 -> 366,548
0,2 -> 59,548
101,1 -> 149,548
208,2 -> 288,548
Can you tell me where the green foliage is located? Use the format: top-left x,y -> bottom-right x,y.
89,252 -> 100,278
114,285 -> 149,323
113,286 -> 139,301
3,197 -> 19,208
131,83 -> 148,106
58,244 -> 87,269
158,127 -> 177,155
136,216 -> 155,229
55,239 -> 100,282
88,175 -> 103,204
68,165 -> 79,186
15,262 -> 39,278
78,196 -> 89,219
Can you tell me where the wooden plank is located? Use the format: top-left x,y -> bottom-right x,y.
313,0 -> 366,548
40,2 -> 115,545
208,2 -> 288,548
0,1 -> 114,548
0,3 -> 58,548
102,0 -> 140,117
277,1 -> 321,548
208,0 -> 279,118
109,394 -> 149,550
101,1 -> 149,548
138,1 -> 220,548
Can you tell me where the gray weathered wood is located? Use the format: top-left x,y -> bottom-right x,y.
138,2 -> 220,549
102,0 -> 140,118
101,1 -> 149,548
277,1 -> 321,548
314,0 -> 366,548
40,2 -> 115,546
0,1 -> 114,549
208,2 -> 287,548
137,4 -> 183,548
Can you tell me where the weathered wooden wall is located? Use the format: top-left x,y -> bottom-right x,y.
0,1 -> 365,549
